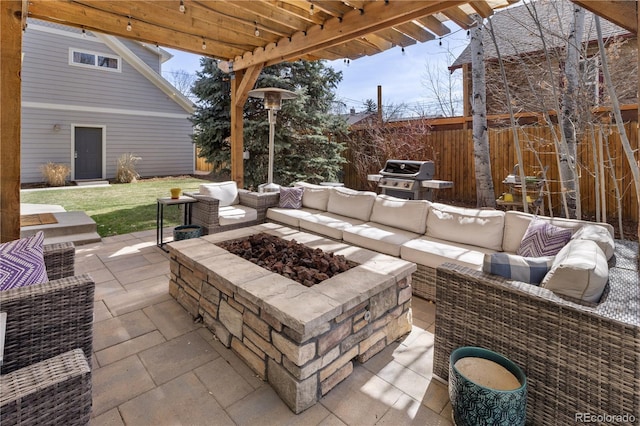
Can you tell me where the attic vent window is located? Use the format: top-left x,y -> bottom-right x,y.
69,48 -> 121,72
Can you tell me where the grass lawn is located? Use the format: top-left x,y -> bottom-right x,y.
21,176 -> 210,237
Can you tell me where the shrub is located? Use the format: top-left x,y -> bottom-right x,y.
40,162 -> 70,186
116,153 -> 141,183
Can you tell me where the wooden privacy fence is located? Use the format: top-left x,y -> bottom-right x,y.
343,122 -> 638,222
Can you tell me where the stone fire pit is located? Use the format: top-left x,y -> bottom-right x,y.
168,223 -> 416,413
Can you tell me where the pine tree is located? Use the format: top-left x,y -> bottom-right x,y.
190,59 -> 348,189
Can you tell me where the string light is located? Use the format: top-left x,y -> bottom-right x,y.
254,22 -> 260,37
81,27 -> 87,38
201,38 -> 206,50
309,3 -> 314,15
401,46 -> 405,55
343,58 -> 350,66
439,37 -> 442,46
179,0 -> 185,13
126,17 -> 132,32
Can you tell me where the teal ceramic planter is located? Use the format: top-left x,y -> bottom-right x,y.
449,346 -> 527,426
173,225 -> 202,241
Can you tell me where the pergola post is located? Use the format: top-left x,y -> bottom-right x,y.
229,64 -> 262,188
0,0 -> 23,242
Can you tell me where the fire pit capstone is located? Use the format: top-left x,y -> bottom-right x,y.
168,222 -> 416,413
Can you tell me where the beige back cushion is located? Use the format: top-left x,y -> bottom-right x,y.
425,203 -> 505,251
294,182 -> 331,211
369,195 -> 431,234
199,181 -> 239,206
502,211 -> 614,254
326,187 -> 377,221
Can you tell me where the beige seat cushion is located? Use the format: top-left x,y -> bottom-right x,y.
326,187 -> 377,221
541,239 -> 608,303
218,205 -> 258,226
199,181 -> 239,206
342,222 -> 420,257
425,203 -> 505,251
298,212 -> 365,240
369,195 -> 430,234
266,207 -> 322,228
571,224 -> 615,260
401,236 -> 495,270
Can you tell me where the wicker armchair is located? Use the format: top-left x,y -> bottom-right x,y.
185,189 -> 279,235
1,242 -> 94,425
433,240 -> 640,425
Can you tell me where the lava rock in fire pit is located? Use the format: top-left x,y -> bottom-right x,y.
217,233 -> 353,287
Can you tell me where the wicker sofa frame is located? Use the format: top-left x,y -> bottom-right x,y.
433,239 -> 640,425
185,189 -> 279,235
1,242 -> 95,425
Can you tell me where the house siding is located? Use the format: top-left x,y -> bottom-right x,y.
21,20 -> 194,183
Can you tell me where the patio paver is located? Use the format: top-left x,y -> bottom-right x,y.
83,228 -> 452,425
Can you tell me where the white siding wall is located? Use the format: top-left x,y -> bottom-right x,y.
21,21 -> 194,183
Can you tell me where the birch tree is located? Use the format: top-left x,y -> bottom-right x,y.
470,15 -> 496,207
559,4 -> 585,219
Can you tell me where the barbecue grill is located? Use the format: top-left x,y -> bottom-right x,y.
370,159 -> 453,201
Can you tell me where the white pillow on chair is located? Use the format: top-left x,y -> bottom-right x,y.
199,181 -> 239,206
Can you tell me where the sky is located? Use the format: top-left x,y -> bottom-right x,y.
162,22 -> 471,116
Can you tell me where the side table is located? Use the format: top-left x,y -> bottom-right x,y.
156,196 -> 197,252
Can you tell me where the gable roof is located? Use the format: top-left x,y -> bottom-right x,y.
450,0 -> 632,70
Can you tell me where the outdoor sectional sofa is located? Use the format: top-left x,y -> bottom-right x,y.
187,180 -> 639,423
261,181 -> 639,424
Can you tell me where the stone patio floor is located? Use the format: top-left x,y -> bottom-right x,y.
82,228 -> 453,425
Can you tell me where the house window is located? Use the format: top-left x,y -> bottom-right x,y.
579,56 -> 601,105
69,48 -> 121,72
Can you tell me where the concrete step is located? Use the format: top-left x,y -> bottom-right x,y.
43,231 -> 102,246
21,211 -> 101,245
75,180 -> 109,186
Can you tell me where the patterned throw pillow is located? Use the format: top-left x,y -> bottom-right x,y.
483,253 -> 554,285
0,231 -> 49,291
278,187 -> 304,209
517,218 -> 572,257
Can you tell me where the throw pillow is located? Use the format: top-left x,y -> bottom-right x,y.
483,253 -> 554,285
0,231 -> 49,291
517,218 -> 572,257
278,187 -> 304,209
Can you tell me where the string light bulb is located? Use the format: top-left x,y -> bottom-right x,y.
310,3 -> 314,15
343,58 -> 350,66
126,18 -> 132,32
439,37 -> 442,46
401,47 -> 405,56
201,38 -> 206,50
179,0 -> 185,13
82,27 -> 87,38
254,22 -> 260,37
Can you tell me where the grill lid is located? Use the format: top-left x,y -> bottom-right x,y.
380,160 -> 434,179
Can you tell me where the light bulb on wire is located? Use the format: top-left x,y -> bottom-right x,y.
310,3 -> 314,15
254,22 -> 260,37
126,18 -> 132,32
201,39 -> 207,50
179,0 -> 185,13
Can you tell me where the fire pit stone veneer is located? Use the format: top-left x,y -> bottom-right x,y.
168,223 -> 416,413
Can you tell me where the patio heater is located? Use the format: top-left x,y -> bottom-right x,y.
248,87 -> 297,192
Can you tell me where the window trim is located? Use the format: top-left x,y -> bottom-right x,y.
69,48 -> 121,72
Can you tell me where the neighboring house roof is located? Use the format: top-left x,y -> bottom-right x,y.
450,0 -> 632,70
341,110 -> 376,126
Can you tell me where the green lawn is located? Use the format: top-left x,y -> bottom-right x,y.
21,176 -> 209,237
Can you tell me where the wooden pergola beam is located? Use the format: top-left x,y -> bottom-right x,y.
232,0 -> 467,71
572,1 -> 637,34
230,65 -> 262,188
1,0 -> 23,242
